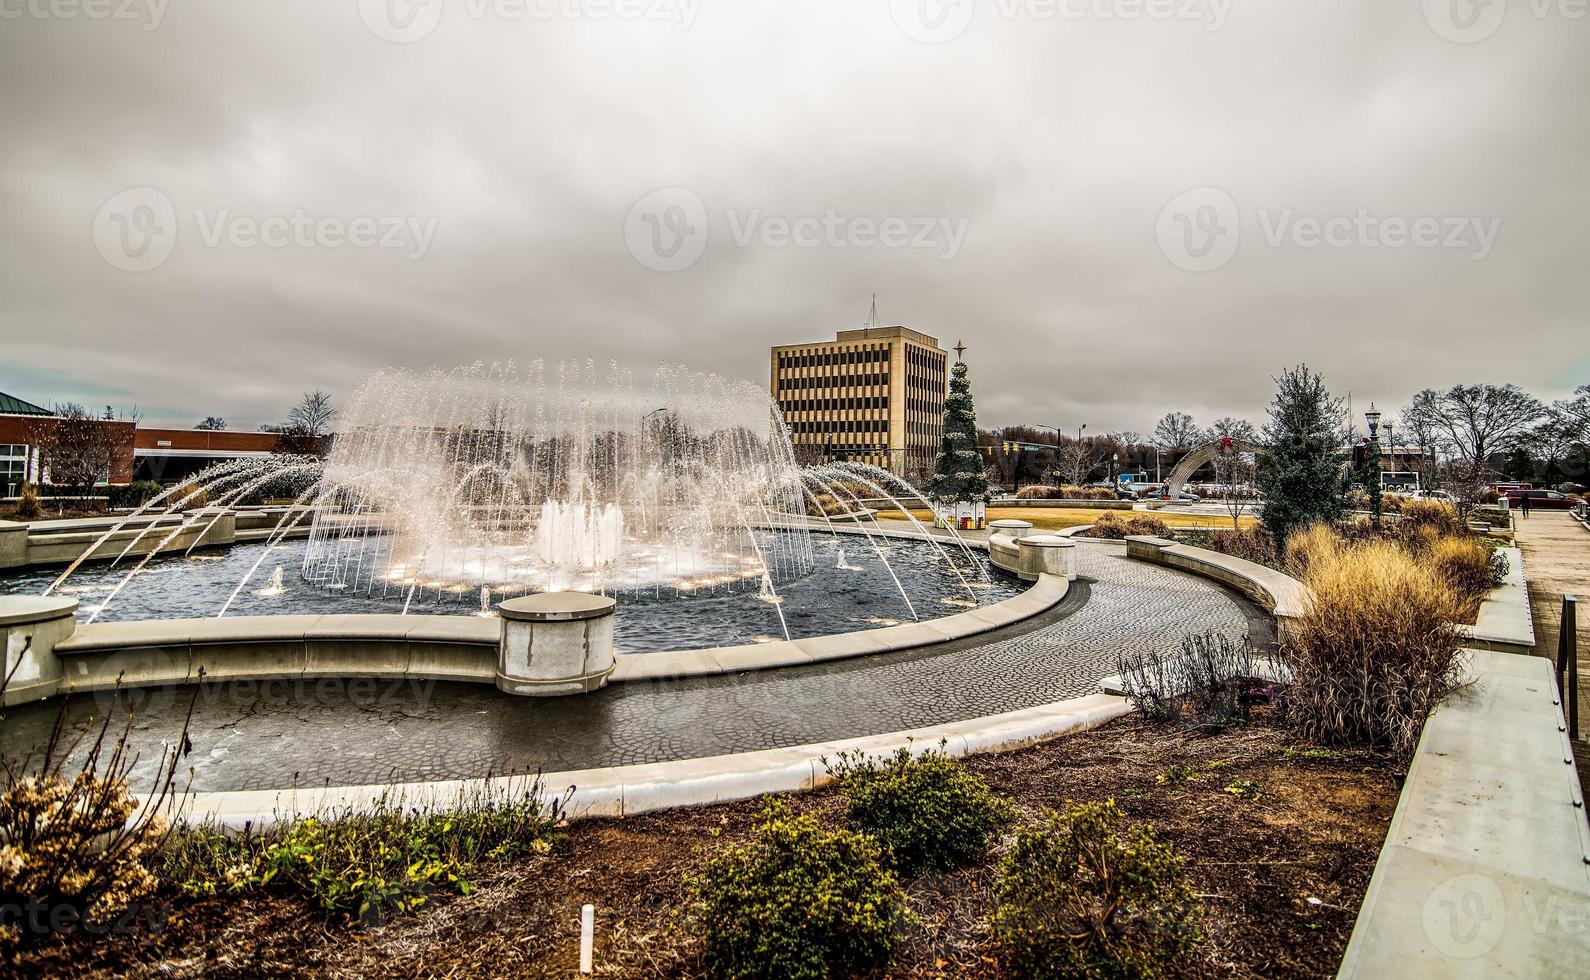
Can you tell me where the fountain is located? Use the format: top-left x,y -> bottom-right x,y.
4,360 -> 1027,666
299,361 -> 814,603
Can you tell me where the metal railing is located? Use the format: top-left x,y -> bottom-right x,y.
1559,594 -> 1579,739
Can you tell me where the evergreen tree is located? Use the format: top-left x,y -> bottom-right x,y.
1357,437 -> 1383,524
1256,365 -> 1344,542
924,361 -> 990,502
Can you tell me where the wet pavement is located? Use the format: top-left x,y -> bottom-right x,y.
0,545 -> 1271,793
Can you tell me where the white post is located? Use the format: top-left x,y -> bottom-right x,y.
579,903 -> 595,974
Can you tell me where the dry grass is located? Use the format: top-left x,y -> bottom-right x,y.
1285,528 -> 1466,755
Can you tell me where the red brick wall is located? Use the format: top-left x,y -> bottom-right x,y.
0,414 -> 137,483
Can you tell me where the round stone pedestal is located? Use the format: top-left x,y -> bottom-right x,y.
1016,534 -> 1077,581
988,518 -> 1034,539
0,595 -> 78,706
496,592 -> 617,697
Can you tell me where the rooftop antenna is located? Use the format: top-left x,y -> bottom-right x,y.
864,293 -> 880,334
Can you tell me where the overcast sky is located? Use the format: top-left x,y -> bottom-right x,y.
1,1 -> 1585,435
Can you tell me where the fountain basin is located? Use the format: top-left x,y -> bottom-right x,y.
0,564 -> 1064,706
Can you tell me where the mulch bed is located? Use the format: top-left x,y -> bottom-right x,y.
6,717 -> 1401,979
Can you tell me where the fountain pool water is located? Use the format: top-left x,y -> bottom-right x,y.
8,535 -> 1018,653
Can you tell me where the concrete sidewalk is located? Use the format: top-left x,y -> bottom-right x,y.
1513,512 -> 1590,789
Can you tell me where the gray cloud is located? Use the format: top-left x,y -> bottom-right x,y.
1,1 -> 1586,433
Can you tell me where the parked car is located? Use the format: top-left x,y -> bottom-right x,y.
1410,489 -> 1455,502
1503,489 -> 1576,509
1145,487 -> 1200,501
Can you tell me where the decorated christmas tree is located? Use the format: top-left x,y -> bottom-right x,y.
924,356 -> 991,506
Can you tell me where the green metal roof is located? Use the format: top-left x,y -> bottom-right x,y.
0,390 -> 53,416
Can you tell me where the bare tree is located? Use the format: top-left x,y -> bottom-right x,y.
287,390 -> 337,437
1553,384 -> 1590,443
1399,388 -> 1449,489
1527,413 -> 1581,487
195,416 -> 227,431
32,403 -> 122,501
1153,412 -> 1200,454
1053,437 -> 1107,486
272,390 -> 337,456
1428,384 -> 1545,475
1204,416 -> 1258,444
1210,446 -> 1258,530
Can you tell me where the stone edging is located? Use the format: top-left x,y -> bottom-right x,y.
4,526 -> 1070,699
1337,651 -> 1590,976
1456,546 -> 1535,655
155,692 -> 1133,829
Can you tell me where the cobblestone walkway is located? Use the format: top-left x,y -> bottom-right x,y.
0,545 -> 1270,793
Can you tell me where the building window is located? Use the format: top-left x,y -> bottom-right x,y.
1,443 -> 28,495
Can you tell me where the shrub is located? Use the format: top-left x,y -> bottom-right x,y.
1399,499 -> 1464,537
1285,538 -> 1465,754
0,670 -> 187,947
827,744 -> 1014,874
1084,512 -> 1170,540
106,481 -> 164,510
695,800 -> 912,979
1427,535 -> 1499,611
990,800 -> 1202,980
1114,631 -> 1264,728
162,779 -> 564,922
13,483 -> 41,521
1016,485 -> 1060,499
1205,526 -> 1278,567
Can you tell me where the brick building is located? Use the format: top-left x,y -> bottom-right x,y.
0,389 -> 315,495
769,301 -> 949,480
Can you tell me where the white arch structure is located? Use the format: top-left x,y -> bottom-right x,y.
1164,439 -> 1264,497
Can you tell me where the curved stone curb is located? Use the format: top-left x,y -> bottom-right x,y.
152,692 -> 1133,829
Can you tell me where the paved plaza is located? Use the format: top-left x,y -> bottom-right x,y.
0,544 -> 1270,793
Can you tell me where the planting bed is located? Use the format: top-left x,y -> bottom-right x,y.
10,716 -> 1400,979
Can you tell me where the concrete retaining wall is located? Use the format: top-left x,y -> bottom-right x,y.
0,508 -> 314,569
1456,546 -> 1535,656
989,497 -> 1135,510
1338,651 -> 1590,977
